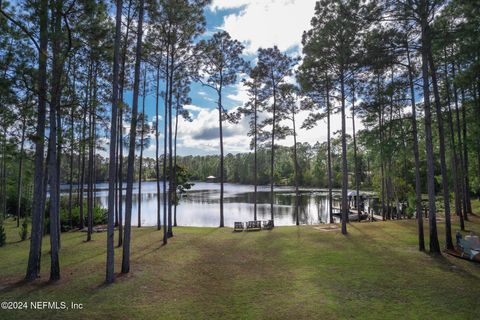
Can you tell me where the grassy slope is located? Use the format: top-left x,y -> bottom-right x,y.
0,207 -> 479,319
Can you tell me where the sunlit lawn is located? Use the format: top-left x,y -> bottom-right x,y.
0,204 -> 479,319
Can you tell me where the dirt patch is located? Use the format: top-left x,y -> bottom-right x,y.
313,225 -> 341,232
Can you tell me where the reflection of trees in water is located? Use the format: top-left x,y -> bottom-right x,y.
314,195 -> 329,223
132,192 -> 157,206
96,188 -> 335,225
295,194 -> 310,224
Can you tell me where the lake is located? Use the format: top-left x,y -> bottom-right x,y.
65,181 -> 347,227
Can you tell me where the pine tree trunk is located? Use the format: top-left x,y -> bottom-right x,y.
270,77 -> 276,227
106,0 -> 122,284
47,0 -> 65,280
292,109 -> 299,226
254,91 -> 258,222
351,81 -> 360,221
173,99 -> 179,227
326,77 -> 333,224
122,0 -> 144,274
116,0 -> 133,247
420,15 -> 440,254
16,118 -> 26,227
428,52 -> 453,250
68,102 -> 75,230
87,74 -> 94,242
406,38 -> 425,250
218,87 -> 225,228
451,64 -> 466,230
163,44 -> 169,245
56,107 -> 62,249
79,68 -> 90,231
155,61 -> 161,231
443,51 -> 462,240
1,132 -> 5,220
167,47 -> 174,237
460,89 -> 472,218
138,66 -> 147,228
25,0 -> 48,282
340,70 -> 348,235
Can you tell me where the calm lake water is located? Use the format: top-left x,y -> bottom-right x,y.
65,181 -> 346,227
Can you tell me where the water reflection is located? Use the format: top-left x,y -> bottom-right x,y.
64,182 -> 345,227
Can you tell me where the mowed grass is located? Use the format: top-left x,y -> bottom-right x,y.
1,208 -> 480,320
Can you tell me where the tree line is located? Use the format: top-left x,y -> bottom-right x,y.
0,0 -> 479,284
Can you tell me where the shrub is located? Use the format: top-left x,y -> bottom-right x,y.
44,205 -> 107,232
59,206 -> 107,231
6,194 -> 32,219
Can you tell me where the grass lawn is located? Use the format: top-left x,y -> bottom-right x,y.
0,208 -> 479,319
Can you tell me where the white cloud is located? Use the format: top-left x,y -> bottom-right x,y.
210,0 -> 317,54
209,0 -> 251,11
226,82 -> 249,103
183,104 -> 204,112
277,110 -> 364,148
176,104 -> 251,154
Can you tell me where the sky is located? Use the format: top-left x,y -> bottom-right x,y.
122,0 -> 363,158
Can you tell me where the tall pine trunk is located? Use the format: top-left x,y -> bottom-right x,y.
155,61 -> 161,230
106,0 -> 122,284
167,47 -> 174,237
218,86 -> 225,228
86,70 -> 95,242
420,16 -> 440,254
16,118 -> 26,227
122,0 -> 144,273
460,90 -> 471,219
173,98 -> 179,227
351,80 -> 360,220
79,67 -> 91,231
116,0 -> 133,247
26,0 -> 48,282
406,37 -> 425,251
68,100 -> 75,230
270,77 -> 277,227
443,51 -> 462,240
428,52 -> 453,250
451,63 -> 466,230
326,76 -> 333,224
292,108 -> 299,226
253,91 -> 258,221
163,44 -> 169,245
340,70 -> 348,235
47,0 -> 65,280
138,66 -> 147,228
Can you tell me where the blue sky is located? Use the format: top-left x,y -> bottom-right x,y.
121,0 -> 357,158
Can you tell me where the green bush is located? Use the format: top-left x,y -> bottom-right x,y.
59,205 -> 107,231
6,194 -> 32,220
406,193 -> 416,219
44,203 -> 107,233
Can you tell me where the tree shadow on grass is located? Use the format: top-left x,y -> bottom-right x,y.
348,222 -> 480,280
0,277 -> 62,298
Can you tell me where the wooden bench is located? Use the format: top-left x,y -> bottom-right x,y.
246,220 -> 262,231
263,220 -> 274,230
234,222 -> 244,232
